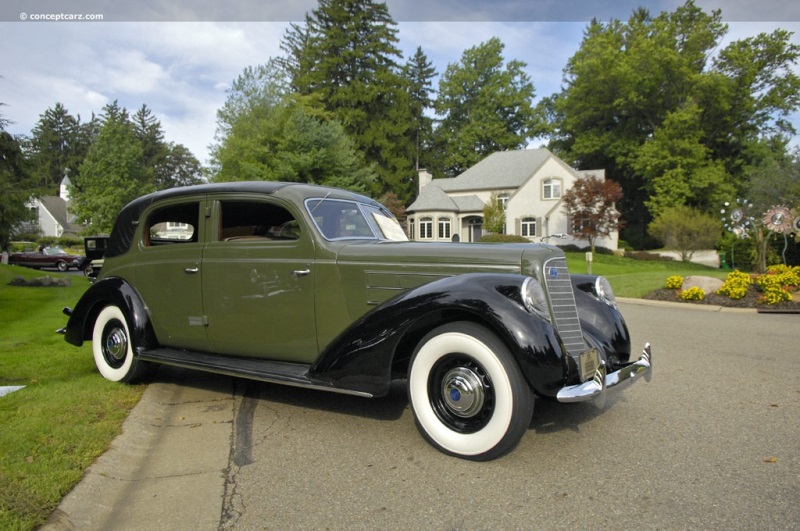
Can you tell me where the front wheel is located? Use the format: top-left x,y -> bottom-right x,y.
92,305 -> 153,383
56,260 -> 68,272
408,322 -> 534,461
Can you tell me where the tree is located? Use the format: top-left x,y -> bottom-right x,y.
542,1 -> 800,247
70,118 -> 154,233
402,46 -> 436,172
280,0 -> 415,201
432,37 -> 543,178
561,174 -> 623,254
212,92 -> 376,192
29,103 -> 83,192
648,205 -> 721,262
0,120 -> 35,250
132,104 -> 167,178
157,143 -> 205,189
632,102 -> 733,217
482,192 -> 506,235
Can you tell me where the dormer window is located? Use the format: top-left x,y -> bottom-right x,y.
542,178 -> 562,200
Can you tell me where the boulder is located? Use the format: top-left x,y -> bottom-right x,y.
681,275 -> 723,294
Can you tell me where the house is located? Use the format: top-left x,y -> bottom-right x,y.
406,149 -> 619,250
20,176 -> 86,238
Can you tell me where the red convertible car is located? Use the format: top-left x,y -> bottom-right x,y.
9,247 -> 89,273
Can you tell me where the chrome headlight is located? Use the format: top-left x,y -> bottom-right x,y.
595,276 -> 617,308
522,277 -> 550,321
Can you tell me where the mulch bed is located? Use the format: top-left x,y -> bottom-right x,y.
643,287 -> 800,313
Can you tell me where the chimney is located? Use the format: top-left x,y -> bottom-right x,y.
418,169 -> 432,194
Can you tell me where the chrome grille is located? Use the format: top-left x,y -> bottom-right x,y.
543,257 -> 586,356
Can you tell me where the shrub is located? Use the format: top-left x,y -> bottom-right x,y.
717,270 -> 752,300
648,206 -> 721,262
665,275 -> 684,289
680,286 -> 705,301
479,234 -> 531,243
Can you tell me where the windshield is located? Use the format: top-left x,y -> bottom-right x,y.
43,247 -> 67,255
305,198 -> 408,242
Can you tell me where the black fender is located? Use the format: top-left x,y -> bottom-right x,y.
309,273 -> 568,398
64,277 -> 159,354
570,274 -> 631,364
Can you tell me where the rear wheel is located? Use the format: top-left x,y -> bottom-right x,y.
408,322 -> 534,460
92,305 -> 153,383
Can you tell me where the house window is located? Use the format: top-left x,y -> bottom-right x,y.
543,178 -> 562,200
408,218 -> 415,240
438,217 -> 451,240
521,217 -> 537,237
498,193 -> 510,209
420,217 -> 433,239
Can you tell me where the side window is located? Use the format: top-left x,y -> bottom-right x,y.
145,202 -> 199,246
219,200 -> 299,242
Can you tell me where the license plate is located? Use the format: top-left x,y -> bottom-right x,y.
579,348 -> 600,381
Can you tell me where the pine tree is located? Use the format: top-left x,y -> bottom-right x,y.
280,0 -> 415,202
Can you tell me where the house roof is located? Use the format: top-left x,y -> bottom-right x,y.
437,149 -> 554,192
408,149 -> 557,213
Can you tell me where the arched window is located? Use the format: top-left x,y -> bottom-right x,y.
420,217 -> 433,239
438,217 -> 451,239
521,217 -> 537,237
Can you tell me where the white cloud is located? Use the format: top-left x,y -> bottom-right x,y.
1,3 -> 798,167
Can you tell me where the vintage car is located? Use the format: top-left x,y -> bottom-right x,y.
10,246 -> 88,272
61,182 -> 652,460
83,235 -> 110,279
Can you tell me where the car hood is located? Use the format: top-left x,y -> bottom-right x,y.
333,240 -> 563,278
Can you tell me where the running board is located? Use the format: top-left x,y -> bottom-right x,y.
137,348 -> 373,398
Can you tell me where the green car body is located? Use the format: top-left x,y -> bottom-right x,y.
63,182 -> 651,460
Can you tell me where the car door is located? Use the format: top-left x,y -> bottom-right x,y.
201,197 -> 318,363
133,198 -> 209,351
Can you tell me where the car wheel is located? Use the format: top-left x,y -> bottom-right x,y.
56,261 -> 68,272
408,322 -> 534,461
92,305 -> 153,383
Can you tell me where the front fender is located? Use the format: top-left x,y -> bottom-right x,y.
570,274 -> 631,363
64,277 -> 158,353
309,273 -> 567,397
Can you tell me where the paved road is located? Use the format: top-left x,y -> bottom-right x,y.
44,301 -> 800,530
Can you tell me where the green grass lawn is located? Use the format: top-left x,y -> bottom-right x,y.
0,253 -> 726,529
0,265 -> 144,530
565,251 -> 728,298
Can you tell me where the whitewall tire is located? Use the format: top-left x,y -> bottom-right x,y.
408,322 -> 534,460
92,305 -> 151,383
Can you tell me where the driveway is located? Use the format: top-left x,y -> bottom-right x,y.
44,301 -> 800,530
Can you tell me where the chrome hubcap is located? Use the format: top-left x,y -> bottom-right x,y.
441,367 -> 485,418
105,327 -> 128,362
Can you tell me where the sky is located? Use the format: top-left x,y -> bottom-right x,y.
1,0 -> 800,166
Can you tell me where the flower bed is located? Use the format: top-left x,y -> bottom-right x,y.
646,266 -> 800,311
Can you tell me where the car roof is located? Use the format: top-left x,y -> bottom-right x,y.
106,182 -> 380,258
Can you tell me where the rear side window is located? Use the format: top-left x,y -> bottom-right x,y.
218,201 -> 299,242
145,202 -> 199,246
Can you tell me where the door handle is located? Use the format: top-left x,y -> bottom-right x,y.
184,267 -> 199,274
292,269 -> 310,278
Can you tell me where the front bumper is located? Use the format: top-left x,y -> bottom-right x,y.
556,343 -> 652,407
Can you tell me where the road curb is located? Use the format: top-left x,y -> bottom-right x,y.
617,297 -> 757,314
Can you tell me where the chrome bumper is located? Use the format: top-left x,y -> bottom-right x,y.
556,343 -> 652,407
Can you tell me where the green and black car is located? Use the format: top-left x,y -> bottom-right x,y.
61,182 -> 652,460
